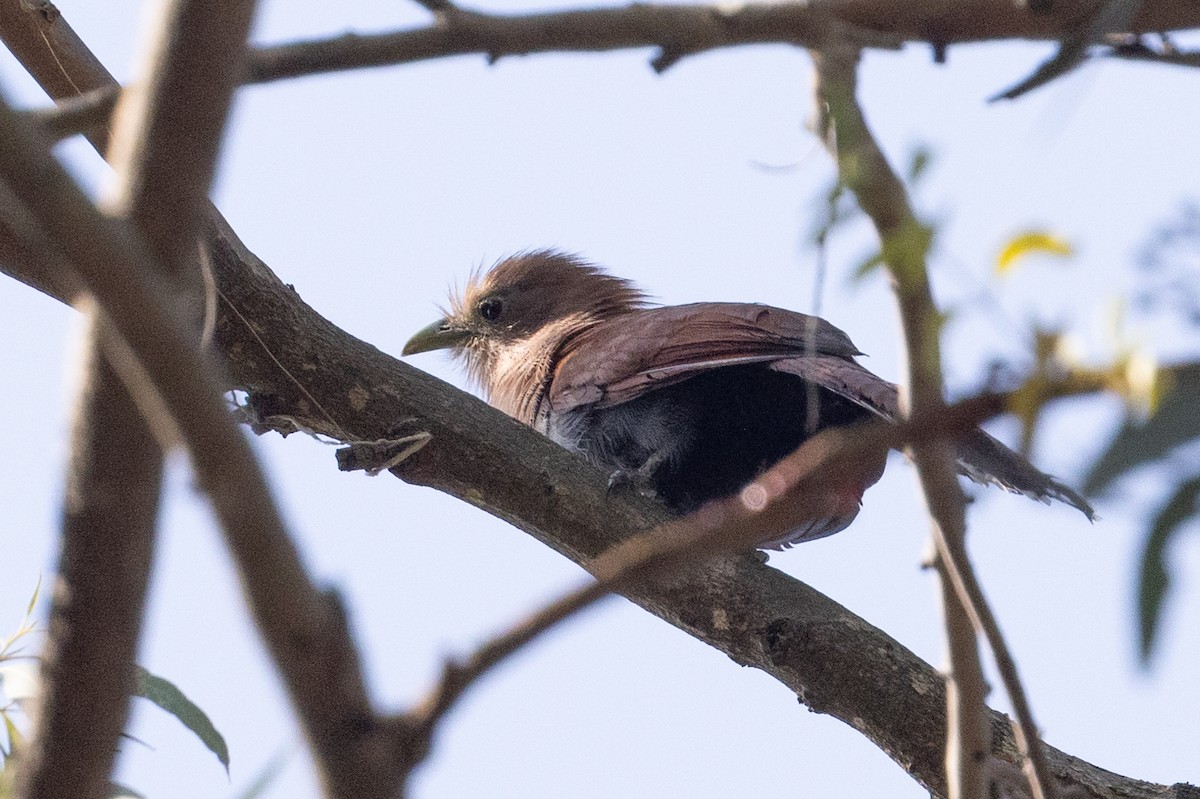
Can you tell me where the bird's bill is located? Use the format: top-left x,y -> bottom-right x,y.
402,318 -> 471,356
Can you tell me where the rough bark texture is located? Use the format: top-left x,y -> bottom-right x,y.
15,321 -> 160,799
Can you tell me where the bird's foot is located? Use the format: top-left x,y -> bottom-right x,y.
606,467 -> 660,500
606,450 -> 670,501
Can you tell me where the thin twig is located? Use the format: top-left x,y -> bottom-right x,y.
401,395 -> 1008,770
21,84 -> 118,143
810,46 -> 1058,799
990,0 -> 1145,100
1108,37 -> 1200,66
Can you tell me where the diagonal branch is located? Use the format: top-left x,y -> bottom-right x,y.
990,0 -> 1145,101
21,85 -> 117,143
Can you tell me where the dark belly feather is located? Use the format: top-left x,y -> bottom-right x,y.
569,364 -> 874,513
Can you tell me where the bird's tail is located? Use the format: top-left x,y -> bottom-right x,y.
770,355 -> 1096,520
955,429 -> 1096,521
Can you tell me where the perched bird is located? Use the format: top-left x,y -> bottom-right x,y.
403,250 -> 1094,547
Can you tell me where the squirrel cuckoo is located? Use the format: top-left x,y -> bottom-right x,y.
403,251 -> 1094,548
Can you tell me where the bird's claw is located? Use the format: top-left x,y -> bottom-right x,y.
606,467 -> 660,500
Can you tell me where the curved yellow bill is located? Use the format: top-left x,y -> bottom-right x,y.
402,318 -> 471,356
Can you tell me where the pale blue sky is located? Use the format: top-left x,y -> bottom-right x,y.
1,2 -> 1197,797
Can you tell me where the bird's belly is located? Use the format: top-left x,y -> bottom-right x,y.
554,364 -> 875,516
547,401 -> 692,474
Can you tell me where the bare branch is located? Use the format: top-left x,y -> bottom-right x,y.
0,0 -> 114,107
21,85 -> 118,143
1108,33 -> 1200,66
243,1 -> 1200,85
990,0 -> 1145,100
245,4 -> 902,84
103,0 -> 257,283
810,46 -> 1057,799
12,306 -> 161,799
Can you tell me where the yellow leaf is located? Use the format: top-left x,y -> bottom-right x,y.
996,231 -> 1074,276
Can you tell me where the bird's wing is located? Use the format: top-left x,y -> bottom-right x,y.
549,302 -> 884,412
767,356 -> 900,420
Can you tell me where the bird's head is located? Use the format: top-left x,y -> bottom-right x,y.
403,250 -> 648,389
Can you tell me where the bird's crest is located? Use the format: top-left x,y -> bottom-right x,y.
450,249 -> 650,325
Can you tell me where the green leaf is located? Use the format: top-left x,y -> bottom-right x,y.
134,667 -> 229,773
1138,476 -> 1200,665
906,145 -> 934,185
24,577 -> 41,620
851,250 -> 885,281
995,230 -> 1074,276
1084,362 -> 1200,495
2,711 -> 21,759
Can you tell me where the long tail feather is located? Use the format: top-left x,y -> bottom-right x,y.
956,429 -> 1096,520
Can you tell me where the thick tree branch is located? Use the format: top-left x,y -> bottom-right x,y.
244,0 -> 1200,85
103,0 -> 256,285
399,397 -> 1014,773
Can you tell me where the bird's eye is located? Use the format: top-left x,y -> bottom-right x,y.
477,297 -> 504,322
